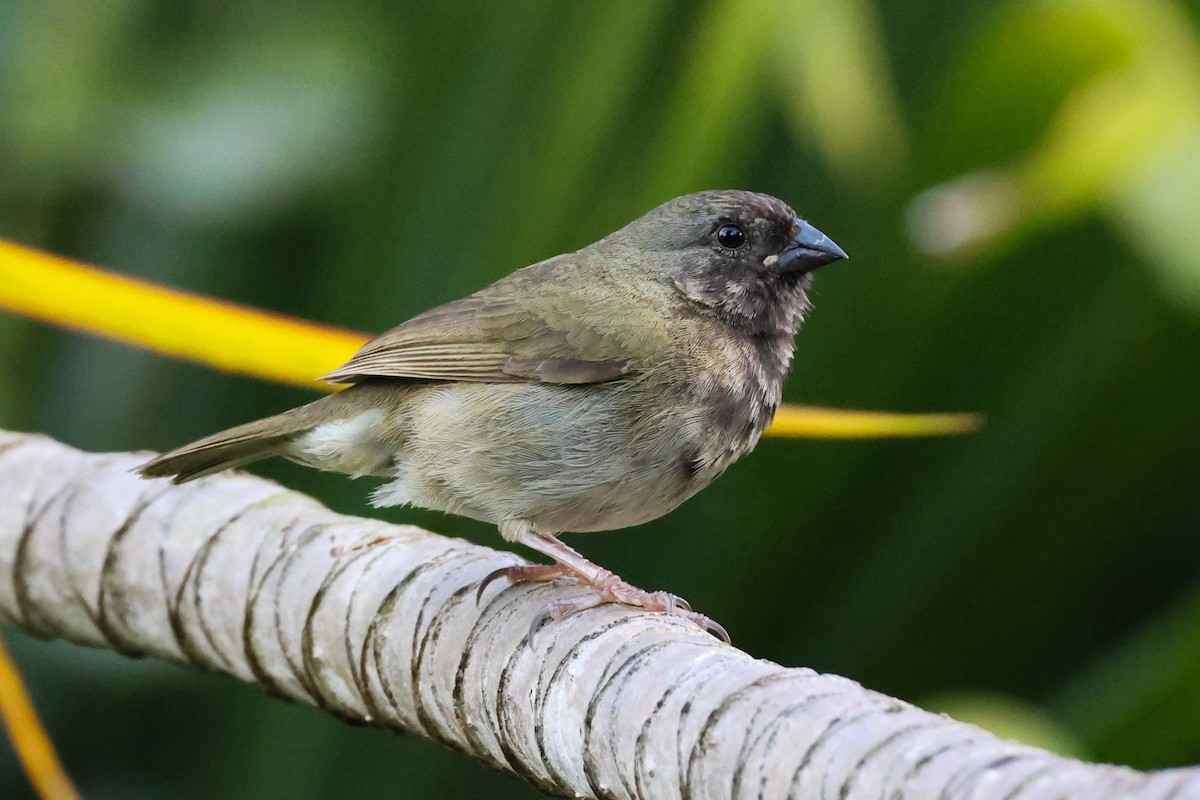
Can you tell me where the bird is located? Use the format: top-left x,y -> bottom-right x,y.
139,190 -> 847,641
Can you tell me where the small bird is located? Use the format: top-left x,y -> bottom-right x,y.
139,190 -> 846,640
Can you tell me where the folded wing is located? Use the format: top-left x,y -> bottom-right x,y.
321,294 -> 637,386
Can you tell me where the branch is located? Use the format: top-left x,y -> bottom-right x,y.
0,429 -> 1193,799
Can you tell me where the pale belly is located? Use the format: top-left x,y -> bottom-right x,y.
292,380 -> 753,534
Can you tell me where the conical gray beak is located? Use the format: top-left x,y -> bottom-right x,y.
777,219 -> 848,273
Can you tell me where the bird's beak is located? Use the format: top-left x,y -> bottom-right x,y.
777,219 -> 848,273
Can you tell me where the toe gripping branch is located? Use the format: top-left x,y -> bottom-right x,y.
476,562 -> 730,644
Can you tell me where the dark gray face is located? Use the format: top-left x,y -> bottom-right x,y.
614,190 -> 847,336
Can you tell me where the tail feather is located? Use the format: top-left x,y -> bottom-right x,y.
138,410 -> 317,484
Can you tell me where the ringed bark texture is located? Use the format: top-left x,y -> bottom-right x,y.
0,430 -> 1195,799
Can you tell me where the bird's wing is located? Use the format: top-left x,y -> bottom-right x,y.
320,292 -> 644,386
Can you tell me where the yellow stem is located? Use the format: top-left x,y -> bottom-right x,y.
767,405 -> 984,438
0,637 -> 81,800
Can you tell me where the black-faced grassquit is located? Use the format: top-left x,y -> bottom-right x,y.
140,190 -> 847,639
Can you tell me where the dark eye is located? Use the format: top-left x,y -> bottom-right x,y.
716,224 -> 746,250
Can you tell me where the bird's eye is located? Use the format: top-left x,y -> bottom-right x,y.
716,224 -> 746,250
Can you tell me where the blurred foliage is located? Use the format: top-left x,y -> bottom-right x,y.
921,690 -> 1087,759
1,0 -> 1199,797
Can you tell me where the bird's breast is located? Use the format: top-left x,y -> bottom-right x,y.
656,327 -> 795,487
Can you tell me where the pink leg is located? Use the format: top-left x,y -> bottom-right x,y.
481,520 -> 730,642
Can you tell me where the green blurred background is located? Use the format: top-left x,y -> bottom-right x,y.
2,0 -> 1199,796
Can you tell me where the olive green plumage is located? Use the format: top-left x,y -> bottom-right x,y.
141,189 -> 846,537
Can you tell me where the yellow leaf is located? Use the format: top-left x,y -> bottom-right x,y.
0,238 -> 363,390
0,637 -> 80,800
766,404 -> 983,438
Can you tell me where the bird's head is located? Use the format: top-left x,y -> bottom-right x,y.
605,190 -> 848,335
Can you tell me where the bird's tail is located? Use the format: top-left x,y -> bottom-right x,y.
138,405 -> 322,484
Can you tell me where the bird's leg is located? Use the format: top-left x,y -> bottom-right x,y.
475,520 -> 575,602
478,520 -> 729,642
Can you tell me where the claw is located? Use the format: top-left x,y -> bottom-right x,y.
476,566 -> 513,605
699,616 -> 731,644
476,563 -> 572,605
528,606 -> 552,644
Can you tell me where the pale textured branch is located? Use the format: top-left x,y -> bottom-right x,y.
0,429 -> 1195,800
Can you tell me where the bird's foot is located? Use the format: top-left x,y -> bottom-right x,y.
477,561 -> 728,643
532,568 -> 729,642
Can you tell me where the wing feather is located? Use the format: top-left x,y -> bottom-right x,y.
320,286 -> 640,386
